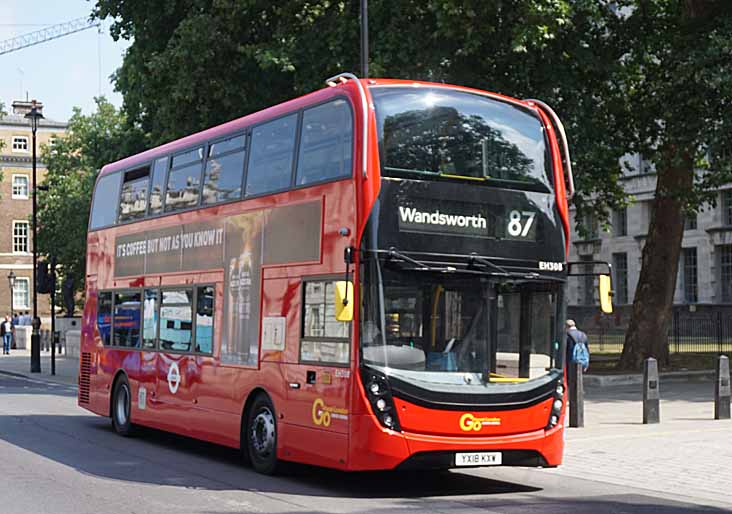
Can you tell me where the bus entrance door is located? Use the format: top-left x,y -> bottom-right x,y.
284,364 -> 350,468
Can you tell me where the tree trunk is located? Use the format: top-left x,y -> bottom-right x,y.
618,151 -> 693,371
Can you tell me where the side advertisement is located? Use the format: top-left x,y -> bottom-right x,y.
114,201 -> 322,365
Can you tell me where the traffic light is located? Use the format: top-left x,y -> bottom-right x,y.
36,261 -> 53,294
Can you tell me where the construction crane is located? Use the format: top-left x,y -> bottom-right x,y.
0,17 -> 101,57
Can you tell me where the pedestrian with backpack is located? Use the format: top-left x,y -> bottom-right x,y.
566,319 -> 590,371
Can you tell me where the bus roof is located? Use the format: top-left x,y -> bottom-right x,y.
97,78 -> 529,179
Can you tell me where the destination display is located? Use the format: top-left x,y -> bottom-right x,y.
373,178 -> 565,265
397,199 -> 537,241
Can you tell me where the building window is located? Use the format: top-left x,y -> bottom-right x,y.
579,213 -> 598,240
612,207 -> 627,237
12,136 -> 29,152
12,278 -> 30,309
684,213 -> 697,231
12,175 -> 29,199
682,247 -> 698,303
720,245 -> 732,303
723,191 -> 732,226
12,221 -> 29,253
613,252 -> 628,304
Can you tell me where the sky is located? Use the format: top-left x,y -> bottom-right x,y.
0,0 -> 130,123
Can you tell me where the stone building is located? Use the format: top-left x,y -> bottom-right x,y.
568,155 -> 732,335
0,100 -> 67,320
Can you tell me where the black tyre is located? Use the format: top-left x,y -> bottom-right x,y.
111,375 -> 134,436
246,393 -> 278,474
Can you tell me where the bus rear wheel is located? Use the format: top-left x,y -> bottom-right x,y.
246,393 -> 278,474
111,376 -> 134,436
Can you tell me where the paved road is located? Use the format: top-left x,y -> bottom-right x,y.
0,373 -> 729,514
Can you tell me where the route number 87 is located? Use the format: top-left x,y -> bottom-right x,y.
507,210 -> 536,237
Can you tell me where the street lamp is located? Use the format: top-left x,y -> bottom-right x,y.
7,270 -> 16,324
25,100 -> 43,373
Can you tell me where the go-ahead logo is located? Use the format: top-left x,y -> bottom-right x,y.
459,413 -> 501,431
311,398 -> 349,427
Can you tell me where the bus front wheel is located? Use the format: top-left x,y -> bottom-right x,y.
246,393 -> 278,474
111,375 -> 134,436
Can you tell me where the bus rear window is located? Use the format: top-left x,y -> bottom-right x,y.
90,173 -> 121,230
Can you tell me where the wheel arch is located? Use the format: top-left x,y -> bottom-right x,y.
109,369 -> 130,418
240,387 -> 273,447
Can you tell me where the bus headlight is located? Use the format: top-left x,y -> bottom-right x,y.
361,368 -> 402,432
546,379 -> 565,429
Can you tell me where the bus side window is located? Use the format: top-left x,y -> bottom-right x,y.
296,99 -> 353,186
160,289 -> 193,352
148,157 -> 168,215
300,280 -> 350,366
165,147 -> 203,212
142,289 -> 159,349
246,114 -> 298,196
113,291 -> 142,348
202,135 -> 246,205
98,291 -> 112,345
119,166 -> 150,223
194,285 -> 215,354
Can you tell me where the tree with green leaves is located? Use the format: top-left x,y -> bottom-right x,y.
92,0 -> 732,369
37,97 -> 145,298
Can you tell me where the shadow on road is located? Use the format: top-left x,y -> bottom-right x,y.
197,495 -> 731,514
0,411 -> 540,498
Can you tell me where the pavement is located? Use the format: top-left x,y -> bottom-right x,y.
0,347 -> 78,387
0,350 -> 730,511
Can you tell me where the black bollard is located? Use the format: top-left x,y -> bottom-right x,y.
715,355 -> 731,420
643,357 -> 660,424
568,363 -> 584,428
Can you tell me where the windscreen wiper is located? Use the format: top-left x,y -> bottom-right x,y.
467,253 -> 564,282
467,253 -> 511,276
385,247 -> 457,273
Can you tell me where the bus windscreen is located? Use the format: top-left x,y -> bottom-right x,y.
371,86 -> 552,191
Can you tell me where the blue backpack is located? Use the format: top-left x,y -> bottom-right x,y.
569,331 -> 590,370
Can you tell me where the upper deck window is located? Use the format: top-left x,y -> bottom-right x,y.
202,134 -> 246,205
118,166 -> 150,223
90,173 -> 121,230
296,99 -> 353,186
371,87 -> 552,191
165,147 -> 203,212
149,157 -> 168,215
246,114 -> 298,196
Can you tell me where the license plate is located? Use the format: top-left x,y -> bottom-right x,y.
455,452 -> 502,467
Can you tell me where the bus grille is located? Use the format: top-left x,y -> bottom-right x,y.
79,352 -> 91,404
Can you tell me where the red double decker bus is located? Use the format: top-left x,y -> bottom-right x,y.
79,73 -> 580,474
